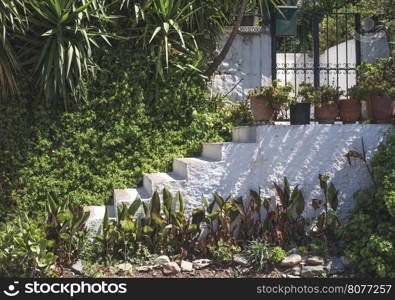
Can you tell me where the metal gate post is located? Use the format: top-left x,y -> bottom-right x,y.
312,11 -> 320,88
355,14 -> 362,67
270,5 -> 277,81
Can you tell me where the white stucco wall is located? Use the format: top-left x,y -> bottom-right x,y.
211,27 -> 272,102
212,27 -> 390,101
143,125 -> 393,221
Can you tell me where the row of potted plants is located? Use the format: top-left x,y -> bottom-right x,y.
247,56 -> 395,125
248,81 -> 394,125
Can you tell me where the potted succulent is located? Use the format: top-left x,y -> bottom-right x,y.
340,85 -> 362,124
357,57 -> 395,124
291,81 -> 312,125
248,80 -> 292,122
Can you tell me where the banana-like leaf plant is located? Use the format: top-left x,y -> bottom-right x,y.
45,192 -> 90,265
264,177 -> 306,246
311,175 -> 341,239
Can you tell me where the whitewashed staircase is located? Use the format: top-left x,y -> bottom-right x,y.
85,124 -> 392,233
85,126 -> 257,233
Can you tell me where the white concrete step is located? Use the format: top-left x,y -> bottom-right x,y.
202,143 -> 226,161
85,205 -> 116,234
173,157 -> 214,179
114,188 -> 138,208
143,172 -> 185,195
232,126 -> 257,143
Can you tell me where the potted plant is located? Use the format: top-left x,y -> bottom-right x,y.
291,81 -> 313,125
316,84 -> 342,124
248,80 -> 292,122
366,87 -> 395,124
357,57 -> 395,124
340,85 -> 362,124
298,82 -> 342,124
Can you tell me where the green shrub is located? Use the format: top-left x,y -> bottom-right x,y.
0,49 -> 236,216
0,214 -> 56,277
297,246 -> 308,255
337,133 -> 395,278
245,240 -> 273,272
208,241 -> 241,263
271,246 -> 286,263
310,239 -> 328,255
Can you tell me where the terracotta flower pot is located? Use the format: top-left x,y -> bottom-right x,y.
367,96 -> 395,124
250,96 -> 274,122
314,103 -> 338,124
339,99 -> 361,124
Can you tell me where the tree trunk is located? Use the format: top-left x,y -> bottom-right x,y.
205,0 -> 248,77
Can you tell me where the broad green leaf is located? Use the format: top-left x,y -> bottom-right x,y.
214,193 -> 224,208
327,183 -> 339,211
163,188 -> 173,214
150,191 -> 161,216
192,208 -> 205,225
128,196 -> 141,216
319,174 -> 329,190
177,192 -> 185,214
294,190 -> 305,216
120,220 -> 135,231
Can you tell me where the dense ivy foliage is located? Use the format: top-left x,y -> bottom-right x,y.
0,46 -> 245,218
337,133 -> 395,278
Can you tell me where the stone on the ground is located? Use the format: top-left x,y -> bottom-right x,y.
71,260 -> 84,275
233,254 -> 250,267
341,256 -> 350,267
192,259 -> 211,269
116,263 -> 133,273
287,248 -> 299,255
291,265 -> 301,276
154,255 -> 171,265
326,258 -> 345,275
306,256 -> 325,266
301,265 -> 326,278
180,260 -> 193,272
136,266 -> 151,273
287,275 -> 301,278
163,262 -> 181,275
280,254 -> 302,267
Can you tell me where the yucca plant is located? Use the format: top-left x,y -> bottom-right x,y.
0,0 -> 26,98
19,0 -> 110,108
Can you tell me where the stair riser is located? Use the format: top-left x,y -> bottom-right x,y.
232,126 -> 257,143
173,159 -> 188,178
202,143 -> 223,161
143,176 -> 154,195
114,189 -> 138,208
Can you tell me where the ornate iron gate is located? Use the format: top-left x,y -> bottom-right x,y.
271,1 -> 362,96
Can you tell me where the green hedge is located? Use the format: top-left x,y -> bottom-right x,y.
0,49 -> 243,218
337,133 -> 395,278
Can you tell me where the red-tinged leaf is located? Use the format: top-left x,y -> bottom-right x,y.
273,182 -> 287,207
312,199 -> 324,210
317,212 -> 326,231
